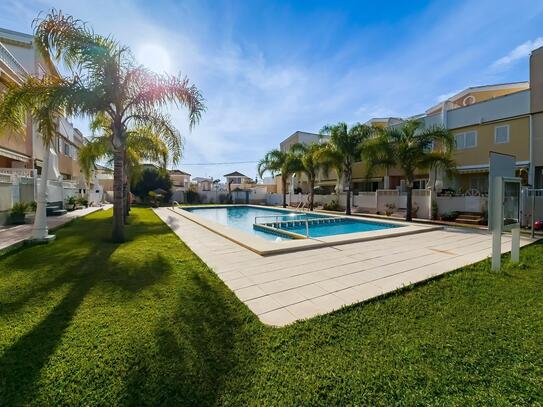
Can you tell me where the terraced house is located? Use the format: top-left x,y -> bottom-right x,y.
276,45 -> 543,221
0,27 -> 86,218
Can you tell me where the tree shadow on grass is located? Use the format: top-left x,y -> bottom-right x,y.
0,218 -> 171,406
122,270 -> 262,407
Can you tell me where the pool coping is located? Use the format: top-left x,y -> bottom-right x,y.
168,204 -> 443,256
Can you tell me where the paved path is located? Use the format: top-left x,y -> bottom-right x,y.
0,205 -> 111,253
155,207 -> 536,327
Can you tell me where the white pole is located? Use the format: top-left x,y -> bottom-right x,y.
491,228 -> 501,271
32,142 -> 51,240
511,227 -> 520,263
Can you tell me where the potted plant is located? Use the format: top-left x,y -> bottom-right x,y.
77,196 -> 89,208
8,202 -> 28,225
66,196 -> 78,211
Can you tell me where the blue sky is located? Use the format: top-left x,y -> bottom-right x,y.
1,0 -> 543,180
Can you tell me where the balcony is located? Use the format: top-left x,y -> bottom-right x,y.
0,168 -> 36,182
0,42 -> 28,80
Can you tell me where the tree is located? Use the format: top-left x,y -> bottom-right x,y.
290,142 -> 325,211
257,149 -> 301,208
0,76 -> 65,241
319,122 -> 373,215
78,113 -> 182,218
368,120 -> 456,221
34,10 -> 205,242
132,168 -> 173,202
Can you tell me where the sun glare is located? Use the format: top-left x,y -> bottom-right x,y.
136,43 -> 172,74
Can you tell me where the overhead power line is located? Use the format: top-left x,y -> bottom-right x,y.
179,160 -> 259,166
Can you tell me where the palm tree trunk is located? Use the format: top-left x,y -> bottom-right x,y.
123,164 -> 130,221
282,177 -> 287,208
112,146 -> 125,242
406,180 -> 413,222
309,177 -> 315,211
32,142 -> 51,240
345,169 -> 352,215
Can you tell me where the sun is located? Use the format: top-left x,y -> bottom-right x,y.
136,43 -> 172,74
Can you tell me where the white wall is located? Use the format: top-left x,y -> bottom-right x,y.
435,196 -> 487,214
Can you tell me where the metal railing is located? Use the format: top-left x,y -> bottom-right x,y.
254,213 -> 345,238
171,200 -> 180,208
0,42 -> 28,79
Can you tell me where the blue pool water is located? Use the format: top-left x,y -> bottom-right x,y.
183,206 -> 399,240
283,218 -> 399,238
184,206 -> 327,240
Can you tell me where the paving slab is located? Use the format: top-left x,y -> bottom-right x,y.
154,207 -> 537,327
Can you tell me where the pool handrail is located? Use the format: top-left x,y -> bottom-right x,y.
172,201 -> 180,208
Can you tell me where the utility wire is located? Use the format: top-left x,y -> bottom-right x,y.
179,160 -> 258,166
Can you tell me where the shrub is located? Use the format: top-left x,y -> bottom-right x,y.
77,196 -> 89,207
28,201 -> 37,212
8,202 -> 28,224
440,211 -> 459,221
323,200 -> 340,211
66,196 -> 78,211
132,168 -> 172,202
185,190 -> 200,204
10,202 -> 28,216
384,203 -> 395,216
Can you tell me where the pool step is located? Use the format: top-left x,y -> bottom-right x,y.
263,217 -> 346,229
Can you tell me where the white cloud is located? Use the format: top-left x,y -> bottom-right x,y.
492,37 -> 543,68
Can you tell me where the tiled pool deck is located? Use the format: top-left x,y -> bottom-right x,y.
155,207 -> 536,327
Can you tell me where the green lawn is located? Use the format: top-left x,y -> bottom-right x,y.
0,208 -> 542,406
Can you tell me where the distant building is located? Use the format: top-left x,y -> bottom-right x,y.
224,171 -> 255,191
192,177 -> 213,192
169,169 -> 191,191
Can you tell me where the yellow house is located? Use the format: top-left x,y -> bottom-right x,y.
275,46 -> 543,196
224,171 -> 255,191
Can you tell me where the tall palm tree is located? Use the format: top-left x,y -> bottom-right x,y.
79,113 -> 182,218
0,76 -> 64,241
290,142 -> 325,211
257,149 -> 301,208
33,10 -> 205,242
319,122 -> 373,215
368,120 -> 456,221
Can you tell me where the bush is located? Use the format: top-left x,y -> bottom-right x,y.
323,200 -> 340,211
185,190 -> 200,204
77,197 -> 89,207
8,202 -> 28,224
10,202 -> 28,216
28,201 -> 37,212
66,196 -> 78,211
440,211 -> 459,221
132,168 -> 172,202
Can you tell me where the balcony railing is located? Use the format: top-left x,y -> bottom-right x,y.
0,42 -> 28,79
0,168 -> 36,180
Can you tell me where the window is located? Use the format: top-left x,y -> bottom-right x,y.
423,141 -> 434,153
413,179 -> 428,190
455,131 -> 477,150
63,142 -> 70,156
494,125 -> 510,144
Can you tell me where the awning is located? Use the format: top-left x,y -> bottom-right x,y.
0,147 -> 30,162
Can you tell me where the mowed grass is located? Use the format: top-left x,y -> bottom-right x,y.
0,208 -> 542,406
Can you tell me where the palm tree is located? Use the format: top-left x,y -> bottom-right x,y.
368,120 -> 455,221
79,114 -> 182,218
33,11 -> 205,242
257,149 -> 301,208
0,76 -> 64,241
290,142 -> 325,211
318,122 -> 373,215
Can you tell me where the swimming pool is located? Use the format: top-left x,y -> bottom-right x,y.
183,206 -> 400,241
